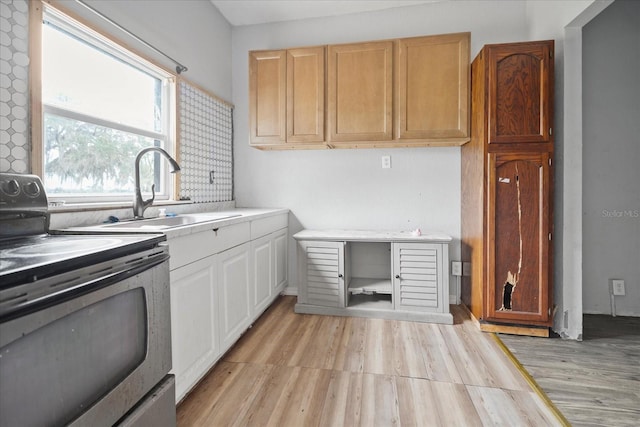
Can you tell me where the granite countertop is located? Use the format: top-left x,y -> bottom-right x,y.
293,229 -> 452,243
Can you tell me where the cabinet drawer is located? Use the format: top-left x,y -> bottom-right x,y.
250,214 -> 288,240
169,222 -> 251,270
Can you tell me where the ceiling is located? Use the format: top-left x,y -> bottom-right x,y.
210,1 -> 440,26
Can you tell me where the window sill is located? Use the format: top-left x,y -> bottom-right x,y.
48,199 -> 193,213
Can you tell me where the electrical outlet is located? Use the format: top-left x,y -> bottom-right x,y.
611,279 -> 626,296
451,261 -> 462,276
381,155 -> 391,169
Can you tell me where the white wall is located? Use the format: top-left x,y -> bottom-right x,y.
66,0 -> 232,101
231,1 -> 529,296
523,0 -> 609,338
582,0 -> 640,316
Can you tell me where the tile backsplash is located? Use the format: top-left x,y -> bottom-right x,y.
179,81 -> 234,203
0,0 -> 30,174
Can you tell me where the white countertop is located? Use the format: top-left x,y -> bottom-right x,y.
62,208 -> 289,240
293,229 -> 452,243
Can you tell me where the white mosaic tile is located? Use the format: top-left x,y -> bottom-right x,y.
178,81 -> 233,203
0,0 -> 29,174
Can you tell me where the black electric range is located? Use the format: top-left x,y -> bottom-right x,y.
0,172 -> 167,314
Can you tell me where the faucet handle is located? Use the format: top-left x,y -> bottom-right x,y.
143,184 -> 156,208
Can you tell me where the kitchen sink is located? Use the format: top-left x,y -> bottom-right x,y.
100,213 -> 241,229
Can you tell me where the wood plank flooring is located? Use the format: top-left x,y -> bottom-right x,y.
498,314 -> 640,427
177,297 -> 560,426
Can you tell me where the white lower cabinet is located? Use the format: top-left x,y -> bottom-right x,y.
294,230 -> 452,324
251,228 -> 290,317
218,242 -> 252,351
169,213 -> 288,403
251,235 -> 274,316
170,256 -> 218,402
393,242 -> 448,313
297,240 -> 346,308
273,228 -> 288,293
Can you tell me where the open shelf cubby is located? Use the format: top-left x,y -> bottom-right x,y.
346,242 -> 393,309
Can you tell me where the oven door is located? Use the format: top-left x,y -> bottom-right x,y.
0,250 -> 172,427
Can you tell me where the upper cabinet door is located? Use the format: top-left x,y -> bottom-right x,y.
287,47 -> 325,144
249,50 -> 286,145
487,41 -> 554,144
327,41 -> 394,142
397,33 -> 470,141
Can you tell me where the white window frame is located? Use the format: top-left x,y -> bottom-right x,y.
31,1 -> 178,206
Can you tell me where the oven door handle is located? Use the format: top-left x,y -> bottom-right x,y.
0,251 -> 169,323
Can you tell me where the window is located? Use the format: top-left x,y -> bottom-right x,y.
39,5 -> 176,203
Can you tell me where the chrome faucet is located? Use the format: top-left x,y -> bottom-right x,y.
133,147 -> 181,219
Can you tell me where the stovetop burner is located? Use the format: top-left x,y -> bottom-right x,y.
0,173 -> 168,290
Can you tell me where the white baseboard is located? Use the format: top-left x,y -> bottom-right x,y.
282,286 -> 298,296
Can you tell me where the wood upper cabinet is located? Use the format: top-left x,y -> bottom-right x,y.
249,50 -> 286,145
287,47 -> 325,143
327,41 -> 394,142
397,33 -> 469,140
487,152 -> 551,324
249,33 -> 471,149
249,47 -> 324,147
487,41 -> 554,144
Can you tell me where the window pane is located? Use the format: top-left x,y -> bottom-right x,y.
44,113 -> 165,196
42,24 -> 162,134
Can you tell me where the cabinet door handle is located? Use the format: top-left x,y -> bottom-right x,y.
395,275 -> 400,279
338,274 -> 343,278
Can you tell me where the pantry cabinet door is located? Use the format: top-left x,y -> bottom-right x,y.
249,50 -> 286,145
487,41 -> 554,144
327,41 -> 393,142
487,152 -> 551,324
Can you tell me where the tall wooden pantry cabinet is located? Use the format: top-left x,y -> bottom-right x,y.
461,40 -> 554,337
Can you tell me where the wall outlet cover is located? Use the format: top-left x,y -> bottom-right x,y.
611,279 -> 626,296
451,261 -> 462,276
381,155 -> 391,169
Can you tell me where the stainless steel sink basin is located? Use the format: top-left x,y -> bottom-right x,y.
100,213 -> 241,229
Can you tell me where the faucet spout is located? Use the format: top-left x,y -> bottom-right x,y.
133,147 -> 180,219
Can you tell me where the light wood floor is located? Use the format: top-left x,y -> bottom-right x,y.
498,314 -> 640,427
177,296 -> 560,426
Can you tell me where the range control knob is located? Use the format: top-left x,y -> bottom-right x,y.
1,179 -> 20,196
23,181 -> 41,197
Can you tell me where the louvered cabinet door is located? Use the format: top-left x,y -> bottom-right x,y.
393,242 -> 448,313
487,152 -> 551,325
298,241 -> 346,307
